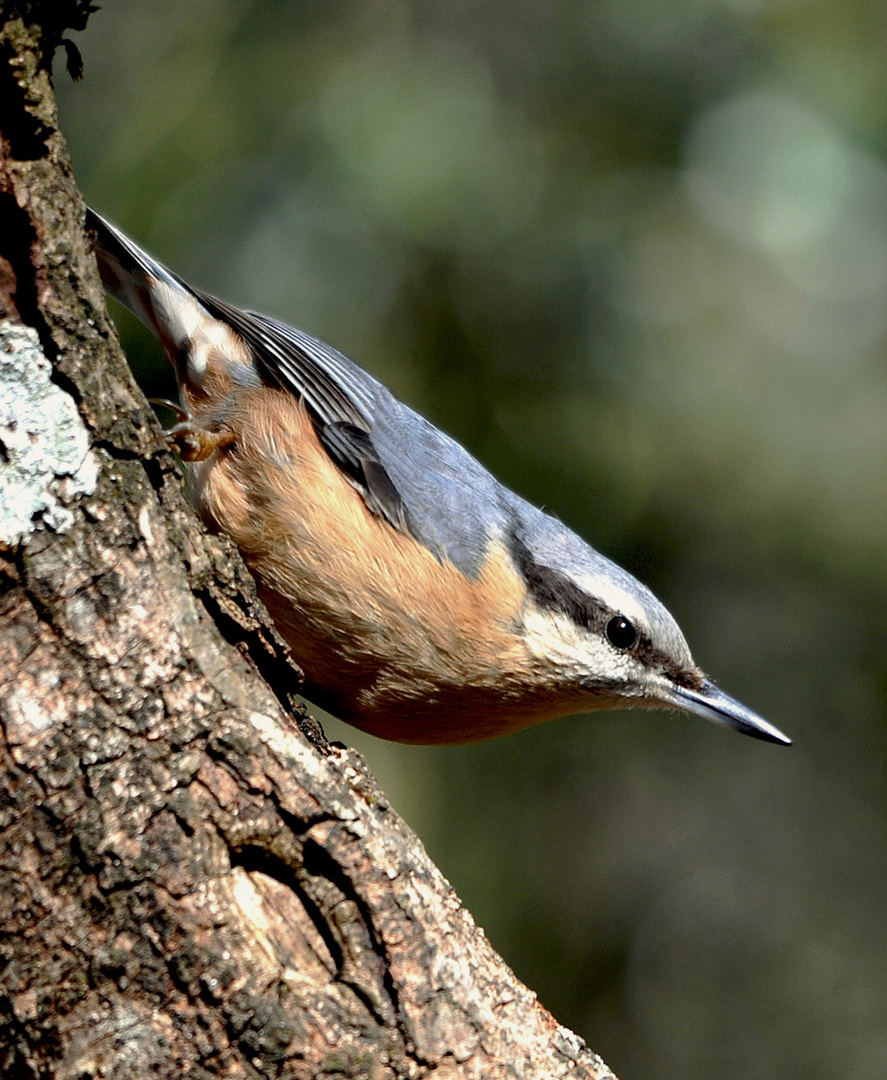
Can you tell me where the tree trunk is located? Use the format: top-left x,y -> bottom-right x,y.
0,5 -> 617,1077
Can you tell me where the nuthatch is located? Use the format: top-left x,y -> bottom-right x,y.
87,207 -> 790,747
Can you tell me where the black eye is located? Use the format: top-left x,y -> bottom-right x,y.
606,615 -> 637,650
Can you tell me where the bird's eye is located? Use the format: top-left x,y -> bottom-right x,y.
606,615 -> 637,650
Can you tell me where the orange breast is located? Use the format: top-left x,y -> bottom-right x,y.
180,385 -> 574,743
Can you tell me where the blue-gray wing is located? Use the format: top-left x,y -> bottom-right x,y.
192,291 -> 513,576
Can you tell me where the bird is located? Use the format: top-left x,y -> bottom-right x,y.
86,206 -> 790,748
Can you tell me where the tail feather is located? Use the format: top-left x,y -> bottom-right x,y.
87,207 -> 246,390
88,206 -> 256,393
87,207 -> 202,342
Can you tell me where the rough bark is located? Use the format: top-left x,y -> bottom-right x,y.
0,5 -> 617,1077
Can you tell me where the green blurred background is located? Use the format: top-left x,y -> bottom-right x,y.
58,2 -> 887,1076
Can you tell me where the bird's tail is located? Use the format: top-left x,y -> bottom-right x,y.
86,207 -> 217,376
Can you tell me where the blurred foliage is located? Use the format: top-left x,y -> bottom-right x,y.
58,2 -> 887,1077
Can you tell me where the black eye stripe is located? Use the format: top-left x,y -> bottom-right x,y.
511,531 -> 646,644
509,534 -> 604,629
509,534 -> 646,653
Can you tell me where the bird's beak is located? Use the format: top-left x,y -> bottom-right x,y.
660,678 -> 791,745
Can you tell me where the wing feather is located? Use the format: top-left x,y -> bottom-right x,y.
192,289 -> 413,535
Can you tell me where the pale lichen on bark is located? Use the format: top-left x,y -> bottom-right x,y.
0,320 -> 99,545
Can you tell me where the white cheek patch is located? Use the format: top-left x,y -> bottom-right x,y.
521,604 -> 638,689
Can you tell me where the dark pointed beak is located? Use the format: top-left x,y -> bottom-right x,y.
661,679 -> 791,745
